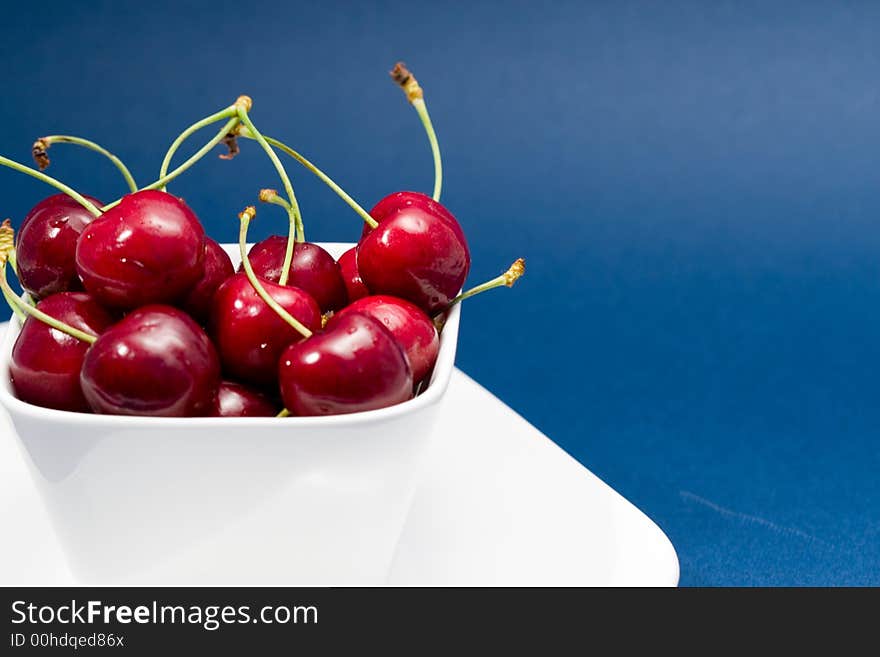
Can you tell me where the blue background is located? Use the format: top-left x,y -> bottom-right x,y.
2,0 -> 879,585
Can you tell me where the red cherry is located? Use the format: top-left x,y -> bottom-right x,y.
278,312 -> 413,416
357,192 -> 470,314
209,272 -> 322,387
359,191 -> 461,241
15,194 -> 102,299
80,305 -> 220,416
331,295 -> 438,383
75,190 -> 206,309
244,236 -> 347,312
9,292 -> 116,412
181,238 -> 234,323
337,246 -> 369,303
213,380 -> 278,417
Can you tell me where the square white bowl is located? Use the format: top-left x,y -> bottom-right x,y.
0,242 -> 461,585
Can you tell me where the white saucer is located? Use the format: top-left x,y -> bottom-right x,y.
0,366 -> 678,586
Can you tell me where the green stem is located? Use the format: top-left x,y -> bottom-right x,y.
241,130 -> 378,229
102,115 -> 240,212
390,63 -> 443,201
412,98 -> 442,201
2,248 -> 28,321
0,155 -> 102,217
444,258 -> 525,309
276,408 -> 291,418
238,208 -> 313,339
259,191 -> 297,286
37,135 -> 138,193
236,108 -> 305,242
0,262 -> 97,343
158,107 -> 237,192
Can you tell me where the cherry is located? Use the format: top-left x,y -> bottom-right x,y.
357,191 -> 470,314
9,292 -> 116,412
337,246 -> 369,303
181,237 -> 234,323
80,305 -> 220,416
15,193 -> 102,299
278,311 -> 413,416
243,236 -> 347,312
331,295 -> 438,383
75,190 -> 206,309
360,191 -> 457,238
242,235 -> 286,282
209,272 -> 322,387
213,380 -> 278,417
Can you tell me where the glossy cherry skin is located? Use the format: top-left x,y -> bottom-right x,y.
278,312 -> 413,416
181,238 -> 234,323
357,192 -> 470,314
15,193 -> 102,299
9,292 -> 117,412
359,191 -> 463,240
213,381 -> 278,417
244,236 -> 347,312
75,190 -> 206,309
209,272 -> 322,387
80,305 -> 220,416
337,246 -> 369,303
331,295 -> 439,383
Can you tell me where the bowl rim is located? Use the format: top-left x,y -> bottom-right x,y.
0,241 -> 461,427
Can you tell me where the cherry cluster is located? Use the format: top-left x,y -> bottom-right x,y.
1,64 -> 523,418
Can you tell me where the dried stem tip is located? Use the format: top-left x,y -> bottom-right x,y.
234,95 -> 253,112
442,256 -> 527,318
0,219 -> 14,265
238,206 -> 257,222
32,138 -> 51,171
504,258 -> 526,286
259,188 -> 279,203
390,62 -> 423,103
219,130 -> 240,160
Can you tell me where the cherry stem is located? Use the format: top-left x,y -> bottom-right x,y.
100,101 -> 246,210
7,249 -> 18,276
277,408 -> 291,418
100,113 -> 241,212
239,130 -> 378,229
258,189 -> 297,286
444,258 -> 525,309
0,221 -> 96,343
0,245 -> 25,322
0,155 -> 102,217
237,206 -> 313,339
413,101 -> 442,201
158,105 -> 240,193
391,62 -> 442,201
235,107 -> 305,243
0,231 -> 26,322
33,135 -> 138,193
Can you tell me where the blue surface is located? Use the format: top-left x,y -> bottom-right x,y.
2,0 -> 879,585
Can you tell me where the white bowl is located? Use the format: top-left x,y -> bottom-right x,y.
0,242 -> 461,585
